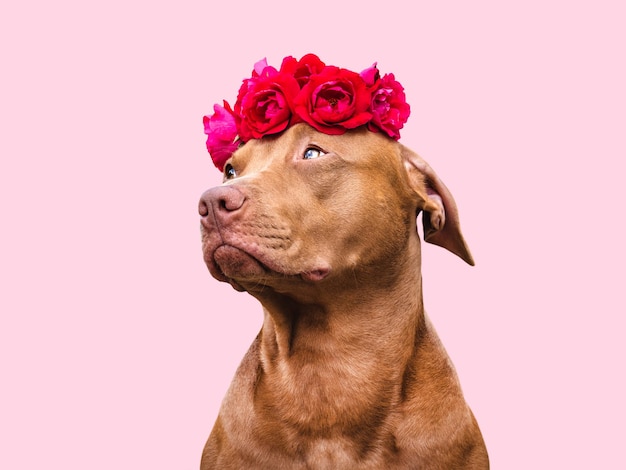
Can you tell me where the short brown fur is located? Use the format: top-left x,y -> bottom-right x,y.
198,124 -> 488,469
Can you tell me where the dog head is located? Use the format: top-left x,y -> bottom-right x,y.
199,123 -> 473,295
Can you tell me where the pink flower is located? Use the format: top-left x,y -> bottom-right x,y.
252,57 -> 269,76
367,73 -> 410,140
360,62 -> 380,87
203,101 -> 239,171
293,66 -> 372,135
234,65 -> 300,141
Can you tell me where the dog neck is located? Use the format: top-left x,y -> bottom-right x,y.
249,237 -> 430,436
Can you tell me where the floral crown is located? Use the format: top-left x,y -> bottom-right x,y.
203,54 -> 411,171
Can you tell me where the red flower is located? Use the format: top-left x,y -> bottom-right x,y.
203,101 -> 240,171
202,54 -> 412,171
280,53 -> 326,88
234,65 -> 300,141
293,66 -> 372,135
367,73 -> 410,140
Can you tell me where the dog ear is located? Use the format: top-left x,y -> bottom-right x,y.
401,146 -> 475,266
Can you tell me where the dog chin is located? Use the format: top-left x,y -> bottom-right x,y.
213,245 -> 266,279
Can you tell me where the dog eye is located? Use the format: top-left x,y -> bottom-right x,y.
224,163 -> 237,179
303,147 -> 326,160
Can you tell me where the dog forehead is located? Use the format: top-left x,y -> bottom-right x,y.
230,124 -> 404,182
233,125 -> 306,161
241,124 -> 324,154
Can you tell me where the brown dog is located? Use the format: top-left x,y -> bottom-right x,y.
198,123 -> 488,469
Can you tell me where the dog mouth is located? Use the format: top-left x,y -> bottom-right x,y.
207,243 -> 329,290
213,245 -> 267,280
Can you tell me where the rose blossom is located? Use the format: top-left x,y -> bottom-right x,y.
203,54 -> 413,171
367,73 -> 410,140
252,57 -> 269,76
234,65 -> 300,141
203,101 -> 239,171
360,62 -> 380,87
279,53 -> 326,88
293,66 -> 372,135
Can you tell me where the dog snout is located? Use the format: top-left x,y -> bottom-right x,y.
199,186 -> 247,220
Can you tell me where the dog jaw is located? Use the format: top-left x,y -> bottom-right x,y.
209,242 -> 330,287
200,212 -> 331,291
213,245 -> 265,278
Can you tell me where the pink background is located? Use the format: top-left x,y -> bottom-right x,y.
2,1 -> 624,468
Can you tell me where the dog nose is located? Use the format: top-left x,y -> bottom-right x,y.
198,186 -> 247,218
